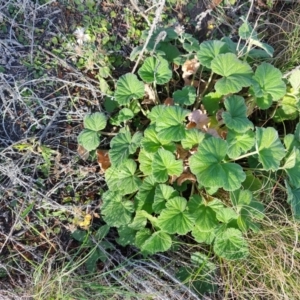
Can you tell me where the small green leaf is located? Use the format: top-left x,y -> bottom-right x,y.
189,138 -> 246,191
216,208 -> 238,223
114,73 -> 145,105
155,106 -> 189,142
213,228 -> 249,260
226,129 -> 255,159
173,86 -> 196,105
94,225 -> 110,240
77,129 -> 100,151
211,53 -> 253,95
158,42 -> 181,62
116,226 -> 136,246
138,56 -> 172,85
183,34 -> 200,53
286,181 -> 300,220
202,91 -> 222,115
197,40 -> 229,68
273,95 -> 299,123
84,112 -> 107,131
141,125 -> 176,153
288,69 -> 300,92
152,149 -> 183,183
101,191 -> 134,227
256,127 -> 285,171
140,231 -> 172,255
109,130 -> 142,165
139,149 -> 154,175
242,171 -> 263,192
157,197 -> 195,235
182,129 -> 205,150
284,148 -> 300,188
129,210 -> 147,230
116,108 -> 134,124
153,184 -> 178,213
222,95 -> 253,133
148,105 -> 166,124
134,175 -> 158,213
252,63 -> 286,109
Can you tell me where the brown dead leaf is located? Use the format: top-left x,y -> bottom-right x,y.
97,149 -> 111,172
176,144 -> 190,160
181,58 -> 200,79
77,144 -> 89,160
188,109 -> 210,130
186,121 -> 197,129
164,97 -> 174,106
209,0 -> 222,9
143,84 -> 156,104
177,172 -> 197,186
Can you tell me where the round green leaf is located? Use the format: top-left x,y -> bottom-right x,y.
153,184 -> 178,213
222,95 -> 253,133
213,228 -> 249,260
226,129 -> 255,159
285,148 -> 300,189
77,129 -> 100,151
140,231 -> 172,255
114,73 -> 145,105
84,112 -> 107,131
189,138 -> 246,191
141,125 -> 176,153
109,130 -> 143,166
211,53 -> 253,95
252,63 -> 286,107
197,40 -> 229,68
181,128 -> 205,150
157,197 -> 195,235
105,160 -> 142,195
101,191 -> 134,227
173,86 -> 196,105
152,149 -> 183,183
155,106 -> 189,142
139,149 -> 154,175
138,56 -> 172,85
256,127 -> 285,171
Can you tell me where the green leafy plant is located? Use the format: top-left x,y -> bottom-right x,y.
77,21 -> 300,261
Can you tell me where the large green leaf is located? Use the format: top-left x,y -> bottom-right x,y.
77,129 -> 100,151
252,63 -> 286,109
284,148 -> 300,188
157,197 -> 195,235
109,130 -> 143,166
213,228 -> 249,260
226,129 -> 255,159
138,56 -> 172,85
141,125 -> 176,153
173,86 -> 196,105
84,112 -> 107,131
158,42 -> 181,62
211,53 -> 253,95
114,73 -> 145,105
152,149 -> 183,183
155,106 -> 189,142
139,230 -> 172,255
101,191 -> 134,227
286,181 -> 300,220
105,159 -> 142,194
256,127 -> 285,171
222,95 -> 253,133
197,40 -> 229,68
153,184 -> 178,213
182,129 -> 205,150
189,138 -> 246,191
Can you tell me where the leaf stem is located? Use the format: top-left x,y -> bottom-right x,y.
194,71 -> 214,110
99,131 -> 118,136
227,150 -> 258,162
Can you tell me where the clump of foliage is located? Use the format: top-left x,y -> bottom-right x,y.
77,19 -> 300,264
